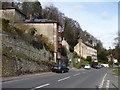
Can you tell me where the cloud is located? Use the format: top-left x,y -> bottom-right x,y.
39,1 -> 118,49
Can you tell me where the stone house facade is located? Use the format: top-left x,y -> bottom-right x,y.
74,39 -> 97,61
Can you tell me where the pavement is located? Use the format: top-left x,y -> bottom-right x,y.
1,67 -> 120,89
2,72 -> 53,82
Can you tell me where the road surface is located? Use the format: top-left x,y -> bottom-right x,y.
2,67 -> 119,89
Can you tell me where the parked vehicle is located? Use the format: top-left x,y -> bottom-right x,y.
91,62 -> 98,68
51,64 -> 69,73
95,64 -> 102,69
84,64 -> 91,70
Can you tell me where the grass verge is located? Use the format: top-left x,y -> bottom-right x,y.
112,69 -> 120,76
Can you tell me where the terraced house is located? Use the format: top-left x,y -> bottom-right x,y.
74,39 -> 97,61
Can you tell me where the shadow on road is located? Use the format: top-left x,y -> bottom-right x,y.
95,85 -> 100,90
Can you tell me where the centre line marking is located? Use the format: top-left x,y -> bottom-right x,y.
73,73 -> 80,76
99,73 -> 107,88
58,76 -> 70,82
31,83 -> 50,90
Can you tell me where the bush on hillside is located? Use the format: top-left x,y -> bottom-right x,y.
2,18 -> 10,32
41,35 -> 55,53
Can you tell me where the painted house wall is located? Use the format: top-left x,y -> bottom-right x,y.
74,39 -> 97,60
24,23 -> 58,52
24,23 -> 59,62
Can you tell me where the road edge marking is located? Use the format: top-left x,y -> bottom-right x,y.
106,80 -> 110,88
99,73 -> 107,88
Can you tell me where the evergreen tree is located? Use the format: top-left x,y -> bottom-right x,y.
21,0 -> 42,18
32,1 -> 42,18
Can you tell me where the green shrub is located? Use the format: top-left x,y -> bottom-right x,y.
73,52 -> 80,58
72,58 -> 81,69
41,35 -> 55,53
86,56 -> 92,65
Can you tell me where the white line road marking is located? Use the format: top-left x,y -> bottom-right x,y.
73,73 -> 80,76
58,76 -> 70,82
106,80 -> 110,88
99,73 -> 107,88
30,83 -> 50,90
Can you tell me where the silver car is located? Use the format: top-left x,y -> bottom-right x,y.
84,64 -> 91,70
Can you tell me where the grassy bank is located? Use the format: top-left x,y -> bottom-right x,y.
112,69 -> 120,76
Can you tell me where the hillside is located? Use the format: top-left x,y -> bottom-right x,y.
2,18 -> 56,77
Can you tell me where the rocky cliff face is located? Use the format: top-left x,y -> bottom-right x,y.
2,32 -> 54,77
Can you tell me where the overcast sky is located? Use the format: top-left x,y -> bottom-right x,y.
39,0 -> 118,49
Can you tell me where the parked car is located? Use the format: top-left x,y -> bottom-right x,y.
95,64 -> 102,69
91,62 -> 98,68
84,64 -> 91,70
51,64 -> 69,73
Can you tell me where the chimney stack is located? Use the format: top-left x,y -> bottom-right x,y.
29,14 -> 33,20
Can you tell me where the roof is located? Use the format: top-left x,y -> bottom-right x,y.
24,18 -> 59,24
